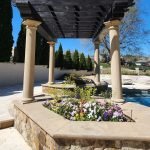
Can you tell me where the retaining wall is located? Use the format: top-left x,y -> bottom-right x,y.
0,63 -> 93,87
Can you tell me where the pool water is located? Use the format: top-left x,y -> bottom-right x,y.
125,96 -> 150,107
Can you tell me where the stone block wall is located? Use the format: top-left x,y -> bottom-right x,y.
14,106 -> 150,150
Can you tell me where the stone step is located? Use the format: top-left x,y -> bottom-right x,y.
0,118 -> 14,129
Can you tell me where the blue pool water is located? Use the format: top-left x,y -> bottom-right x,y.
126,96 -> 150,107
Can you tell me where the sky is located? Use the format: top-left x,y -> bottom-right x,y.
12,0 -> 150,56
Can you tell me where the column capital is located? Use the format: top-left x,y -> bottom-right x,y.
23,19 -> 41,28
94,40 -> 100,46
47,41 -> 55,46
104,20 -> 121,30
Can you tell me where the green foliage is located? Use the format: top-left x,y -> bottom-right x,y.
57,43 -> 64,69
79,53 -> 87,70
79,87 -> 96,102
100,63 -> 110,68
73,50 -> 80,70
55,51 -> 59,67
0,0 -> 13,62
100,90 -> 112,99
14,25 -> 26,62
64,50 -> 73,69
64,74 -> 76,85
86,55 -> 93,71
35,33 -> 49,65
14,26 -> 49,65
64,74 -> 86,86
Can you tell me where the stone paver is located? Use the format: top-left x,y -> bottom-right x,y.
0,127 -> 31,150
0,83 -> 43,122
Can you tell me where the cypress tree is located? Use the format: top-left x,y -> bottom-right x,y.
35,33 -> 49,66
73,50 -> 80,70
79,53 -> 87,70
0,0 -> 13,62
86,55 -> 93,71
64,50 -> 72,69
57,43 -> 64,69
14,25 -> 26,62
55,51 -> 59,68
38,38 -> 49,66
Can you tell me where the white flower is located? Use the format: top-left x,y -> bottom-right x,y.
92,103 -> 96,106
83,108 -> 87,113
97,116 -> 101,122
84,103 -> 90,108
94,106 -> 97,114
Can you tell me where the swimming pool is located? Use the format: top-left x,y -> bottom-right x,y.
125,96 -> 150,107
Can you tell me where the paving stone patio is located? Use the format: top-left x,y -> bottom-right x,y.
0,128 -> 31,150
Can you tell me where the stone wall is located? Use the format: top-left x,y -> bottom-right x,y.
0,63 -> 93,87
14,106 -> 150,150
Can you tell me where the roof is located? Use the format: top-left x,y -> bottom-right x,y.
13,0 -> 134,41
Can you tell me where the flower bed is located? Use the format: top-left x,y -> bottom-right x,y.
43,100 -> 128,122
43,87 -> 131,122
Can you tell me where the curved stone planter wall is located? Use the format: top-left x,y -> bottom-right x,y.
14,102 -> 150,150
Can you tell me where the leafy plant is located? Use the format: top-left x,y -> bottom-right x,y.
100,90 -> 112,99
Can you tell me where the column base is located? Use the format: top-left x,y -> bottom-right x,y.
95,82 -> 101,86
111,98 -> 125,103
22,97 -> 34,104
48,81 -> 55,85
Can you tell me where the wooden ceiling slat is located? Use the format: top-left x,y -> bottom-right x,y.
14,0 -> 134,39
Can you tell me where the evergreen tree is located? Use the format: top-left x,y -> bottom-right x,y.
86,55 -> 93,71
35,33 -> 49,66
73,50 -> 80,70
57,43 -> 64,69
0,0 -> 13,62
14,25 -> 49,65
14,25 -> 26,62
79,53 -> 86,70
64,50 -> 72,69
55,51 -> 59,67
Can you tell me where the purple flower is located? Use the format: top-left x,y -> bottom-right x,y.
103,111 -> 109,121
113,111 -> 123,118
108,109 -> 113,117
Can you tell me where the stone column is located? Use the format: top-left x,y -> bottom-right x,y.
105,20 -> 124,103
22,19 -> 41,103
94,41 -> 100,85
47,42 -> 55,84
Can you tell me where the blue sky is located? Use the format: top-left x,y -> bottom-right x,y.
12,0 -> 150,56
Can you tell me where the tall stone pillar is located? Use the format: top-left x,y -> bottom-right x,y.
105,20 -> 123,102
47,42 -> 55,84
94,41 -> 100,85
22,19 -> 41,103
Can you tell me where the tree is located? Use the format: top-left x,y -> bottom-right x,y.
57,43 -> 64,69
64,50 -> 73,69
79,53 -> 87,70
35,33 -> 49,66
14,26 -> 49,65
73,50 -> 80,70
0,0 -> 13,62
14,25 -> 26,62
55,51 -> 59,67
86,55 -> 93,71
102,0 -> 149,55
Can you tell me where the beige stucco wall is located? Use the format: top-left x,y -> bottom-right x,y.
0,63 -> 93,87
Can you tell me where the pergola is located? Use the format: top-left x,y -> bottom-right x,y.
14,0 -> 134,103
